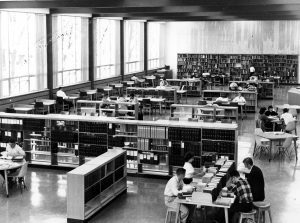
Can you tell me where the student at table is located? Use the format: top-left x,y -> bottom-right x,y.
56,87 -> 73,108
232,92 -> 246,103
258,107 -> 272,131
226,170 -> 253,222
159,77 -> 169,87
280,108 -> 295,125
183,152 -> 205,184
164,168 -> 189,223
243,157 -> 265,202
265,105 -> 278,116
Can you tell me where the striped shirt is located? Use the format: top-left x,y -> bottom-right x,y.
227,178 -> 253,203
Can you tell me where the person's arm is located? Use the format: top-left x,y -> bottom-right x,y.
16,145 -> 25,157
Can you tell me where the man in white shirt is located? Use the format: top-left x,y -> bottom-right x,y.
232,92 -> 246,104
6,138 -> 25,158
281,108 -> 295,125
56,87 -> 68,99
249,66 -> 255,74
164,168 -> 189,223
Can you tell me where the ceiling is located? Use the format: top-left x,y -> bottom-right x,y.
1,0 -> 300,21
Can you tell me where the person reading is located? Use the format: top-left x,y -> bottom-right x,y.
56,87 -> 73,108
6,138 -> 25,158
183,152 -> 205,184
243,157 -> 265,202
164,168 -> 189,223
280,108 -> 295,125
232,92 -> 246,104
265,105 -> 278,116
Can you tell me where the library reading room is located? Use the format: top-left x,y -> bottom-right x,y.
0,1 -> 300,223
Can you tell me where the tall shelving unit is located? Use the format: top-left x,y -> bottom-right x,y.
0,113 -> 238,177
177,54 -> 298,84
67,148 -> 127,222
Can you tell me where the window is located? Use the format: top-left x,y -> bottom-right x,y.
0,11 -> 47,98
148,22 -> 165,69
95,18 -> 120,80
125,21 -> 144,74
52,15 -> 88,87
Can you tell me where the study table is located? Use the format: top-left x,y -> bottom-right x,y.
35,99 -> 56,113
257,131 -> 298,162
13,107 -> 34,114
0,158 -> 26,197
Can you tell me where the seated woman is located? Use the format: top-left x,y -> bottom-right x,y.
258,107 -> 272,131
183,152 -> 205,184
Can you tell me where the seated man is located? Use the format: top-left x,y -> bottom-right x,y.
281,108 -> 295,125
164,168 -> 189,223
265,105 -> 278,116
6,138 -> 25,158
56,87 -> 73,108
226,170 -> 253,222
243,157 -> 265,202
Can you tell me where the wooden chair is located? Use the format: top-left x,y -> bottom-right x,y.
56,97 -> 69,113
238,210 -> 256,223
285,120 -> 297,135
164,207 -> 179,223
253,201 -> 273,223
254,128 -> 271,159
275,137 -> 293,160
34,102 -> 47,115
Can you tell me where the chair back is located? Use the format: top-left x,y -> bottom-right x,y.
256,119 -> 262,128
254,128 -> 264,146
282,137 -> 293,149
229,102 -> 238,107
6,108 -> 16,113
169,117 -> 179,121
56,96 -> 64,104
142,98 -> 151,104
79,91 -> 88,97
17,162 -> 29,178
289,108 -> 297,117
285,121 -> 296,132
35,102 -> 44,109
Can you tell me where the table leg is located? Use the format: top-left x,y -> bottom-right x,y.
186,91 -> 187,104
175,203 -> 181,223
4,170 -> 9,197
48,106 -> 50,114
224,208 -> 229,223
269,140 -> 273,162
294,139 -> 298,162
159,102 -> 162,115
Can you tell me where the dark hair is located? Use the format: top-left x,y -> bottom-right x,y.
130,93 -> 135,98
229,170 -> 240,178
268,105 -> 273,110
243,157 -> 253,166
259,107 -> 267,115
9,138 -> 16,143
184,152 -> 195,162
283,108 -> 289,113
176,168 -> 186,176
58,87 -> 62,90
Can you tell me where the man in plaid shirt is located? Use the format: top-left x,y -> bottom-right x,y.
226,170 -> 254,222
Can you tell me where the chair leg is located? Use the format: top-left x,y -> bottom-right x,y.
257,210 -> 261,223
268,209 -> 273,223
238,214 -> 243,223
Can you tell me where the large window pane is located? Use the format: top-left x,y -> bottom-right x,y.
95,18 -> 120,80
0,10 -> 47,98
148,22 -> 165,69
52,15 -> 88,87
125,21 -> 144,74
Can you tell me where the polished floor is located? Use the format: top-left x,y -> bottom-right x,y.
0,85 -> 300,223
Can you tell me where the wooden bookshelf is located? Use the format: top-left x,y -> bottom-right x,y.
67,148 -> 127,222
177,54 -> 298,84
203,90 -> 257,113
228,81 -> 274,99
0,113 -> 238,177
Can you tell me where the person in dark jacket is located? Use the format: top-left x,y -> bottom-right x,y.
243,157 -> 265,202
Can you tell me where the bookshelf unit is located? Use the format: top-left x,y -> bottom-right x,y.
0,113 -> 238,177
177,54 -> 298,84
67,148 -> 127,222
203,90 -> 257,113
229,81 -> 274,99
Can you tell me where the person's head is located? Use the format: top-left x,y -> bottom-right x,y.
238,92 -> 242,97
130,93 -> 135,99
229,170 -> 240,183
221,93 -> 228,98
8,138 -> 16,148
259,107 -> 267,115
268,105 -> 273,112
176,168 -> 186,181
243,157 -> 254,170
184,152 -> 195,163
58,87 -> 62,91
283,108 -> 289,113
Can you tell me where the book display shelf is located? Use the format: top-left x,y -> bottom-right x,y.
203,90 -> 257,113
228,81 -> 274,99
67,148 -> 127,222
0,113 -> 238,177
177,54 -> 298,84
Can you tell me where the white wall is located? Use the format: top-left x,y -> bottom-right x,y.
165,21 -> 300,81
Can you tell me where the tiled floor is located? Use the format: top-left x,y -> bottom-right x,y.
0,85 -> 300,223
